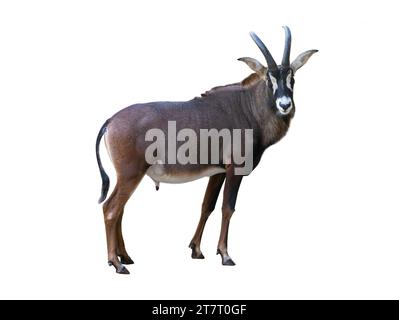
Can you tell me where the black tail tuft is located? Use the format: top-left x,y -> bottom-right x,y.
98,171 -> 110,204
96,119 -> 110,204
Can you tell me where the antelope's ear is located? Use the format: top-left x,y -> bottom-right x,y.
291,50 -> 318,74
238,57 -> 267,79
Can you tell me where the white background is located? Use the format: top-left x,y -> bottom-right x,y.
0,0 -> 398,299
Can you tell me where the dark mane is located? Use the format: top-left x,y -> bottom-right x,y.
241,73 -> 263,87
198,73 -> 263,98
199,82 -> 241,98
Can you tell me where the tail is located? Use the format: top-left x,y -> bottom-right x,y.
96,119 -> 110,203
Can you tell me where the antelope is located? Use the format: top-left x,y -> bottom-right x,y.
96,26 -> 317,274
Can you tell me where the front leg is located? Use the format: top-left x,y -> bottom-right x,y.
217,165 -> 243,266
189,173 -> 225,259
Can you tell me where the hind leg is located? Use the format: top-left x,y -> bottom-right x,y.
116,209 -> 134,265
103,174 -> 143,274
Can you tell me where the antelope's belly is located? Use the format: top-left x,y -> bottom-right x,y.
146,164 -> 225,184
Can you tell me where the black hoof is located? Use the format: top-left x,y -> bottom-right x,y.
108,260 -> 130,274
222,257 -> 236,266
120,256 -> 134,265
191,251 -> 205,259
217,250 -> 236,266
116,265 -> 130,275
189,243 -> 205,259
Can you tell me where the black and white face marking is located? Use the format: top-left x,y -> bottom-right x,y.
267,68 -> 295,116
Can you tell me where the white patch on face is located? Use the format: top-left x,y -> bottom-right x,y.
276,96 -> 293,115
269,74 -> 278,94
286,72 -> 293,91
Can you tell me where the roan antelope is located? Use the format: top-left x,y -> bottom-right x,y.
96,26 -> 317,274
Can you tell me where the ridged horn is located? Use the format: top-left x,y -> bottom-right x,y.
250,31 -> 278,71
281,26 -> 292,67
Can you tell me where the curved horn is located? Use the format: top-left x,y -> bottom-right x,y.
281,26 -> 291,67
250,31 -> 278,71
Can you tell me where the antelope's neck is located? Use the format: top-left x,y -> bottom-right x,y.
243,79 -> 292,148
